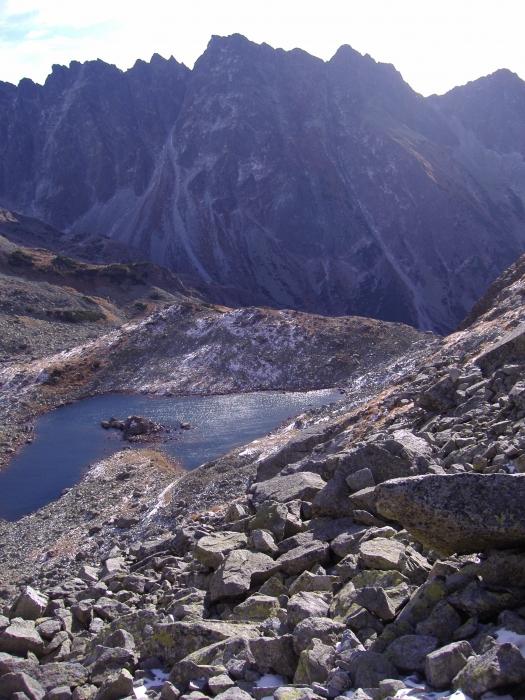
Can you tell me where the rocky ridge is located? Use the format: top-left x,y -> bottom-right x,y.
0,296 -> 433,471
2,38 -> 525,331
0,217 -> 203,364
0,253 -> 524,700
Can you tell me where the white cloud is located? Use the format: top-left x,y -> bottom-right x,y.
0,0 -> 523,94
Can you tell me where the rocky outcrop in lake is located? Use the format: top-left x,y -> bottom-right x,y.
1,249 -> 524,699
101,416 -> 165,442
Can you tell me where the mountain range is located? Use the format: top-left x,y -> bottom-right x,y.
1,34 -> 524,332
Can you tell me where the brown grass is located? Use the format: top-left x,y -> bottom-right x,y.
138,449 -> 184,474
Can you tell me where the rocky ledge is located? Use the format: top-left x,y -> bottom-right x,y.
0,260 -> 525,700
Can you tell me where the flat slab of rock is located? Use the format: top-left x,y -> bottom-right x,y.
209,550 -> 278,602
194,531 -> 248,568
146,619 -> 260,664
277,541 -> 330,576
374,473 -> 525,554
475,323 -> 525,374
0,619 -> 43,655
358,537 -> 406,571
251,472 -> 325,504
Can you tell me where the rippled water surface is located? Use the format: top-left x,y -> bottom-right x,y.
0,389 -> 341,520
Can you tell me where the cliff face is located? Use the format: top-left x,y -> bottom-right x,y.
1,36 -> 525,331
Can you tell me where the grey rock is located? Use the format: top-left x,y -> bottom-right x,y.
10,588 -> 48,621
46,687 -> 73,700
374,473 -> 525,554
88,646 -> 137,685
251,472 -> 325,505
129,618 -> 259,665
447,580 -> 525,619
209,550 -> 278,602
288,571 -> 338,596
207,674 -> 234,695
277,541 -> 329,576
194,532 -> 248,569
325,668 -> 351,698
258,575 -> 288,598
345,468 -> 375,492
293,617 -> 345,654
416,601 -> 462,643
294,639 -> 335,684
330,526 -> 367,558
310,473 -> 354,517
103,629 -> 135,652
462,548 -> 525,587
94,669 -> 133,700
378,679 -> 406,698
0,619 -> 44,656
476,324 -> 525,375
273,688 -> 321,700
249,502 -> 289,540
214,688 -> 253,700
72,685 -> 98,700
249,529 -> 279,556
231,594 -> 281,621
79,566 -> 99,584
386,634 -> 438,672
37,619 -> 62,640
358,538 -> 406,571
101,558 -> 126,579
341,650 -> 397,688
349,487 -> 378,513
0,652 -> 38,677
171,635 -> 297,686
425,640 -> 473,689
354,583 -> 410,621
287,592 -> 330,627
453,642 -> 525,696
161,682 -> 181,700
33,662 -> 88,692
0,672 -> 45,700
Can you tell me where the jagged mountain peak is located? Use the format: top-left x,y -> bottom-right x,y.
432,66 -> 525,158
0,38 -> 524,332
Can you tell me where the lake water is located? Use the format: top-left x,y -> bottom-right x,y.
0,389 -> 341,521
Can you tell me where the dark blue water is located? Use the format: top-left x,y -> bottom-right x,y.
0,389 -> 340,521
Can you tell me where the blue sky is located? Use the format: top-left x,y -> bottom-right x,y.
0,0 -> 523,95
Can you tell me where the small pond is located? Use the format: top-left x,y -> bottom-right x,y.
0,389 -> 341,521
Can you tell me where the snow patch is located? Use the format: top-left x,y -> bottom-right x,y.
144,668 -> 170,689
255,673 -> 286,688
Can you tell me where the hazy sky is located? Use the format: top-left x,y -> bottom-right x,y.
0,0 -> 523,95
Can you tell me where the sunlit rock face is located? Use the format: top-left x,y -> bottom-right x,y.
1,35 -> 525,332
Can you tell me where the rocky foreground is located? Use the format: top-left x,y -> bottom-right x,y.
0,255 -> 525,700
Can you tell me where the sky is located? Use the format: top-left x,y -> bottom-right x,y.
0,0 -> 523,96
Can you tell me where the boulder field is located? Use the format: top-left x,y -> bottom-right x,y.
1,259 -> 525,699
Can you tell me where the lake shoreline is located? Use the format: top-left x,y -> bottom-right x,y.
0,376 -> 344,474
0,388 -> 342,520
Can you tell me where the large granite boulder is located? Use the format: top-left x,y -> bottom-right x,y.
194,532 -> 248,568
374,473 -> 525,554
0,619 -> 44,656
209,550 -> 278,602
251,472 -> 325,505
10,587 -> 48,621
453,642 -> 525,696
